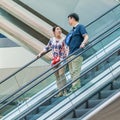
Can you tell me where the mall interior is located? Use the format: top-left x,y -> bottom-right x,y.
0,0 -> 120,120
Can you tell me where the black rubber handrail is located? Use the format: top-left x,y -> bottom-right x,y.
17,47 -> 120,120
0,25 -> 119,110
0,22 -> 119,105
0,3 -> 119,85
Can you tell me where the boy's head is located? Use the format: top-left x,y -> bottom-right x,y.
68,13 -> 79,26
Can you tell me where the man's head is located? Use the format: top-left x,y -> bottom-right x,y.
68,13 -> 79,26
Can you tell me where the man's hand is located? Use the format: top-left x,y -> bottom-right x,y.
80,43 -> 85,48
80,34 -> 88,48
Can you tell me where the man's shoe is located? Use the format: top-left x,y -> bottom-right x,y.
55,91 -> 63,97
70,84 -> 81,92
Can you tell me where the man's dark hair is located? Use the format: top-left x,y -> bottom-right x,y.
68,13 -> 79,21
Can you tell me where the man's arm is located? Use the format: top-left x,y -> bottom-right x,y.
80,34 -> 89,48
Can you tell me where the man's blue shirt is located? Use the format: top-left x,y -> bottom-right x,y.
67,24 -> 87,55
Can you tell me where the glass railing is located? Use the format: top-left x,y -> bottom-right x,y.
0,4 -> 119,94
86,4 -> 120,40
15,45 -> 120,120
0,25 -> 119,118
0,22 -> 120,105
0,22 -> 119,104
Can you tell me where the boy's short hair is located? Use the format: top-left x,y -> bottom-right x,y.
68,13 -> 79,21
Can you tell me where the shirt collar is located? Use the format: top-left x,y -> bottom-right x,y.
74,23 -> 79,28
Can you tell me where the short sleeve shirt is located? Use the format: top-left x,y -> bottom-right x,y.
68,24 -> 87,54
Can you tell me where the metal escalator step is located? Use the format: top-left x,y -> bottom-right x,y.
90,94 -> 99,99
29,105 -> 54,120
112,81 -> 120,89
26,114 -> 35,120
100,90 -> 116,99
62,111 -> 74,119
102,84 -> 111,90
87,99 -> 103,108
25,109 -> 38,120
38,105 -> 53,113
77,103 -> 86,109
63,118 -> 79,120
75,108 -> 91,118
51,96 -> 66,104
40,99 -> 51,106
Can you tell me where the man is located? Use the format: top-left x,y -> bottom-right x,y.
66,13 -> 89,92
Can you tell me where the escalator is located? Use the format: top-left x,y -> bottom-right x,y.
10,40 -> 120,120
0,23 -> 119,119
0,21 -> 119,99
61,76 -> 120,120
0,3 -> 120,119
87,94 -> 120,120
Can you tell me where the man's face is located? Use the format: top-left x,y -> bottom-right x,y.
68,17 -> 74,26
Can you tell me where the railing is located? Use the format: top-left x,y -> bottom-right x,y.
0,22 -> 119,105
16,44 -> 120,120
41,49 -> 120,120
0,23 -> 119,113
0,4 -> 120,118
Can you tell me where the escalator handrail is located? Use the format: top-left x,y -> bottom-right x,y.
0,25 -> 119,110
16,46 -> 120,120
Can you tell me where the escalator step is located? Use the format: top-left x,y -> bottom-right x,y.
63,118 -> 79,120
26,106 -> 53,120
26,114 -> 35,120
112,81 -> 120,89
75,108 -> 91,118
100,90 -> 116,99
90,94 -> 99,99
62,112 -> 74,119
102,84 -> 111,90
40,99 -> 51,106
51,96 -> 66,104
25,109 -> 38,120
87,99 -> 103,108
38,105 -> 53,113
77,103 -> 86,109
